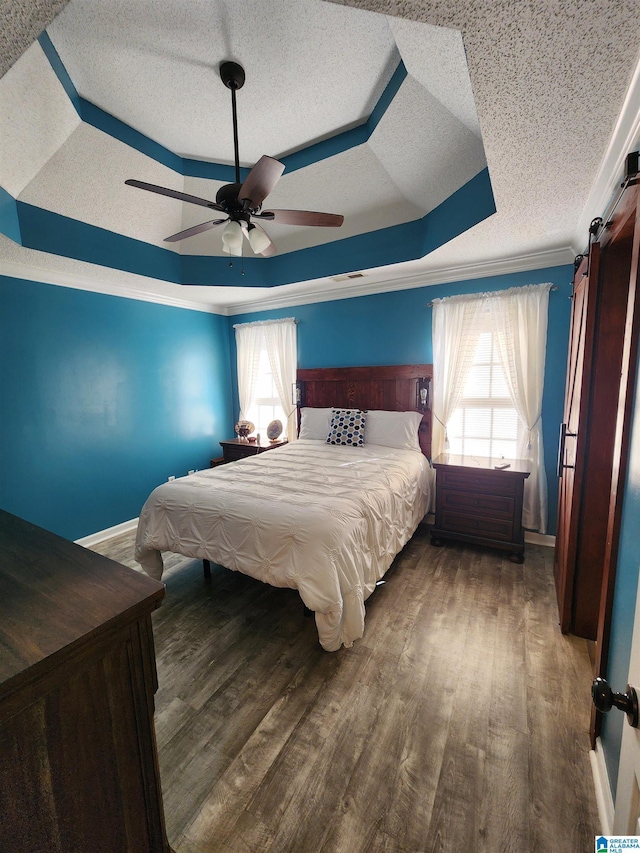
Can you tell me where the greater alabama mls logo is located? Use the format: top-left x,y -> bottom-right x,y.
597,837 -> 640,851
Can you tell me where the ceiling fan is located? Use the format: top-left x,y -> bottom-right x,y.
125,61 -> 344,258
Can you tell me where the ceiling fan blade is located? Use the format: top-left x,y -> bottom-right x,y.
238,156 -> 285,208
241,221 -> 277,257
164,219 -> 226,242
126,179 -> 224,211
257,209 -> 344,227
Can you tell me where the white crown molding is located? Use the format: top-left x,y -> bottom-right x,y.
2,245 -> 574,317
0,259 -> 225,314
224,246 -> 574,315
573,53 -> 640,250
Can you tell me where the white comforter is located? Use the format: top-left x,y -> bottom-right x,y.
135,440 -> 433,651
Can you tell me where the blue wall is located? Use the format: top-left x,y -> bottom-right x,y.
0,276 -> 233,540
0,264 -> 571,542
600,340 -> 640,796
229,264 -> 573,535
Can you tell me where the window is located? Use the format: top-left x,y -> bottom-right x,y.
245,348 -> 286,436
432,283 -> 552,532
234,318 -> 297,441
447,324 -> 524,459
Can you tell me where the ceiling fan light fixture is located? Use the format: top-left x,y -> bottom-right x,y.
222,219 -> 243,249
247,224 -> 271,254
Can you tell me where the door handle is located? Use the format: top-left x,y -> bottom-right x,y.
557,422 -> 577,478
592,677 -> 639,728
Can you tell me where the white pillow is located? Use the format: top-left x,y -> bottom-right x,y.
364,410 -> 423,451
298,407 -> 333,440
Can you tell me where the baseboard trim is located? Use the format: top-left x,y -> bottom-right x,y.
590,737 -> 614,834
525,531 -> 555,548
75,518 -> 138,547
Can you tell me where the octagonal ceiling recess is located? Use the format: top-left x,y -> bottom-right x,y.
0,0 -> 492,286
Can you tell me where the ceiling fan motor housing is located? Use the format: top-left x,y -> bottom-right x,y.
215,182 -> 242,208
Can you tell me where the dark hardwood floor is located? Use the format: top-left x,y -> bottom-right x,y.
91,524 -> 599,852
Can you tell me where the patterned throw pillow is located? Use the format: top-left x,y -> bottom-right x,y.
327,408 -> 367,447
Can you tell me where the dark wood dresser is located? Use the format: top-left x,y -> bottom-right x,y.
219,436 -> 287,462
0,510 -> 172,853
430,454 -> 530,562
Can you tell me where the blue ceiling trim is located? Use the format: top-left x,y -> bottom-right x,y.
16,201 -> 183,282
181,254 -> 268,287
39,31 -> 406,181
418,167 -> 496,256
0,186 -> 22,244
38,31 -> 82,113
9,167 -> 494,287
181,158 -> 248,184
80,100 -> 184,173
246,167 -> 496,287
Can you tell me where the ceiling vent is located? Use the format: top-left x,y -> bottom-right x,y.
332,272 -> 366,282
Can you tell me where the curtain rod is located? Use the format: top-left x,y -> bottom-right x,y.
425,284 -> 558,308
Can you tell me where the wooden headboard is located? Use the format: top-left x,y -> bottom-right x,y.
296,364 -> 433,459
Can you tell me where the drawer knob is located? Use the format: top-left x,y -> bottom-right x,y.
473,499 -> 479,506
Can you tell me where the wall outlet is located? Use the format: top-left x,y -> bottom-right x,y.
168,475 -> 175,482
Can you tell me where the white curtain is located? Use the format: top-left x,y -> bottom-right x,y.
234,318 -> 298,441
487,284 -> 552,533
431,283 -> 552,533
263,319 -> 297,441
431,294 -> 483,460
234,322 -> 263,425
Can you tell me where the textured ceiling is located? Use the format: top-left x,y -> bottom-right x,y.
1,0 -> 640,312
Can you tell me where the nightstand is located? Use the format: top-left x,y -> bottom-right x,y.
430,453 -> 530,562
219,436 -> 287,463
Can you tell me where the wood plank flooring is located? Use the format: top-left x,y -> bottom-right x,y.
91,525 -> 600,852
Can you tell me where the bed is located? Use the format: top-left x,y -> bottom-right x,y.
135,365 -> 434,651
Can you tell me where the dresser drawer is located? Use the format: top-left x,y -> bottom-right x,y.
440,488 -> 515,519
438,467 -> 519,497
440,510 -> 514,542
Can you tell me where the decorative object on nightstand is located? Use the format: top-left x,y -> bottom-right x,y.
430,453 -> 530,562
234,419 -> 254,439
220,435 -> 287,463
267,419 -> 283,441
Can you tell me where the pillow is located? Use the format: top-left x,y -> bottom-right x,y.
327,408 -> 367,447
298,407 -> 333,440
364,410 -> 423,452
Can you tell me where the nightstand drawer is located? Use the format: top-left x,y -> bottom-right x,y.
440,510 -> 514,542
223,443 -> 259,462
439,468 -> 519,496
440,489 -> 515,519
220,438 -> 288,463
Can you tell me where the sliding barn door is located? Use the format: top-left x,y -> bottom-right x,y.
554,248 -> 599,632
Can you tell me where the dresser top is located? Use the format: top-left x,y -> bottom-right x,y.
432,453 -> 531,475
0,510 -> 165,689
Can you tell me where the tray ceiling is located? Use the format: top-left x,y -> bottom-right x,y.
1,0 -> 640,312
